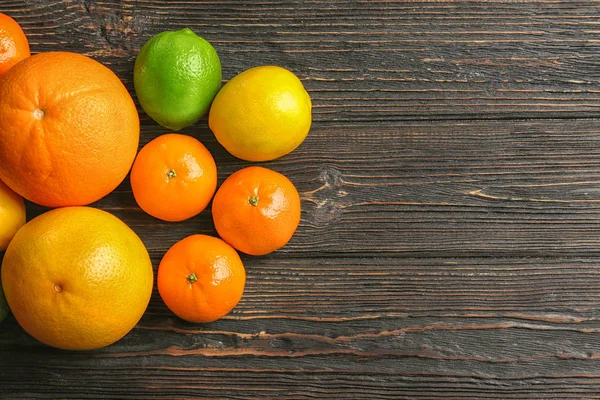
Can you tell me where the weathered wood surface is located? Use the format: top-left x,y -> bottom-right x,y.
3,1 -> 600,399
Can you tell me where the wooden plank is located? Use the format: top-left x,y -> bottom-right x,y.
4,367 -> 600,399
19,119 -> 600,258
3,1 -> 600,399
3,256 -> 600,398
113,256 -> 600,317
3,2 -> 600,121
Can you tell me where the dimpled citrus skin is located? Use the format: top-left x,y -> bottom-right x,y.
0,13 -> 30,76
212,166 -> 301,256
0,52 -> 140,207
134,28 -> 222,130
208,66 -> 312,162
0,179 -> 25,251
1,207 -> 154,350
158,234 -> 246,323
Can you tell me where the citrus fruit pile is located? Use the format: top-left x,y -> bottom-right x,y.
0,15 -> 311,350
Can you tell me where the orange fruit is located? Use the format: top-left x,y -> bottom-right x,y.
158,234 -> 245,323
130,134 -> 217,222
212,166 -> 301,256
0,13 -> 30,76
0,52 -> 139,207
1,207 -> 154,350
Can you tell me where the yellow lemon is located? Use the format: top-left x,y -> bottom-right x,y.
208,66 -> 312,161
0,179 -> 25,250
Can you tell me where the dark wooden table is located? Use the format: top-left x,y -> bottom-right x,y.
3,1 -> 600,398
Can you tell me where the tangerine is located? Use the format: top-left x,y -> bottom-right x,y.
158,234 -> 246,323
212,166 -> 301,256
130,134 -> 217,222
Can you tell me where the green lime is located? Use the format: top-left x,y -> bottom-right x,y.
134,28 -> 222,130
0,278 -> 8,323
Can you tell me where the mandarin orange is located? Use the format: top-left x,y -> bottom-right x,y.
158,234 -> 246,323
130,134 -> 217,222
212,166 -> 301,256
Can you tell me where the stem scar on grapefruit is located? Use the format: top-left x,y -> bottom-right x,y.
0,52 -> 140,207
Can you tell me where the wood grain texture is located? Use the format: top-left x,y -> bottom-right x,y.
7,0 -> 600,121
2,1 -> 600,399
59,119 -> 600,259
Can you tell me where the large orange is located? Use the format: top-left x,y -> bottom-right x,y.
0,52 -> 139,207
0,13 -> 30,75
158,234 -> 246,323
130,134 -> 217,222
1,207 -> 154,350
212,166 -> 301,256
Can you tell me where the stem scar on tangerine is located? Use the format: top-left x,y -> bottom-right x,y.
187,272 -> 197,284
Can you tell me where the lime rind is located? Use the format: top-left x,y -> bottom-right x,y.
134,28 -> 222,130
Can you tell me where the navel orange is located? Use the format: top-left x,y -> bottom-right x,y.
212,166 -> 301,256
130,134 -> 217,222
0,52 -> 139,207
0,13 -> 30,76
158,234 -> 246,323
1,207 -> 154,350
